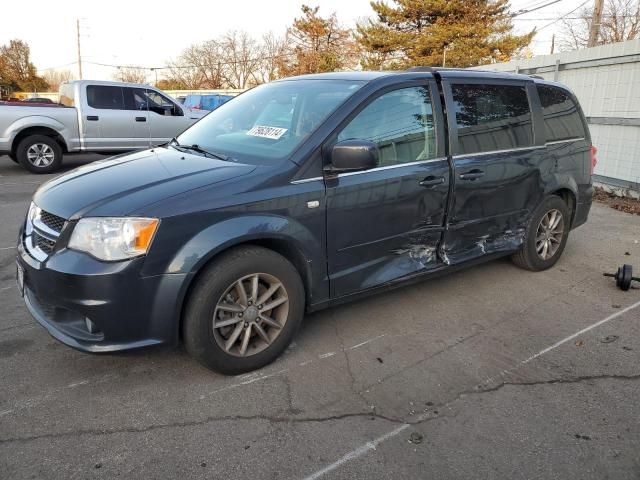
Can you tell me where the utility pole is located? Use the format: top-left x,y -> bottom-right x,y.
587,0 -> 605,47
550,34 -> 555,55
76,19 -> 83,79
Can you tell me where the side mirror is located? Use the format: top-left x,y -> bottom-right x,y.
329,139 -> 379,173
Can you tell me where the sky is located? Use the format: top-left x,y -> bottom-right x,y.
0,0 -> 591,83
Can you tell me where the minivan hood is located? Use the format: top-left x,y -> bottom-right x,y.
34,147 -> 256,219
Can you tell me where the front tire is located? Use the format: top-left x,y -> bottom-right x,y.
16,135 -> 63,174
183,246 -> 305,375
512,195 -> 571,271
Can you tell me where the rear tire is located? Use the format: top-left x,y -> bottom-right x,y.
511,195 -> 571,271
183,246 -> 305,375
16,135 -> 63,174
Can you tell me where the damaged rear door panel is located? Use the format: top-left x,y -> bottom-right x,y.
439,76 -> 548,264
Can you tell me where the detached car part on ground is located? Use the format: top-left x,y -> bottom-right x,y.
0,80 -> 207,173
16,69 -> 594,374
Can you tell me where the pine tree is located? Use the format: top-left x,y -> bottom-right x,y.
356,0 -> 534,69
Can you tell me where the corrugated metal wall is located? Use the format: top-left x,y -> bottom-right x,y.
471,39 -> 640,195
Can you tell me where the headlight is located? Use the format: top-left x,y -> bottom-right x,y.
68,217 -> 159,261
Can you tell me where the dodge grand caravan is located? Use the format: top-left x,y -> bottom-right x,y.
16,69 -> 594,374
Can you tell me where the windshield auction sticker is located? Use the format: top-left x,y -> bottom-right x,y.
247,125 -> 287,140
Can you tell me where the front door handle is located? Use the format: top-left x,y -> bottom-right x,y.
135,116 -> 147,122
459,169 -> 485,181
419,175 -> 445,187
86,115 -> 99,121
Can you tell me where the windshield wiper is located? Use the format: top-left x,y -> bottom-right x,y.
169,138 -> 230,161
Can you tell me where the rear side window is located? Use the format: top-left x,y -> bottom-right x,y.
86,85 -> 124,110
537,85 -> 586,142
452,84 -> 532,155
338,86 -> 437,166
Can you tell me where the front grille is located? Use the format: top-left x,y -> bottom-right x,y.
33,231 -> 56,254
39,210 -> 65,233
23,206 -> 66,260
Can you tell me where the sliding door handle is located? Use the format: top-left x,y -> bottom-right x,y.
419,175 -> 445,187
459,169 -> 485,181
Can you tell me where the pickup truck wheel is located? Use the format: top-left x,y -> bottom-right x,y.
16,135 -> 62,174
183,246 -> 305,375
511,196 -> 570,271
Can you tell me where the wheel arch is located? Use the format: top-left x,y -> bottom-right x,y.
164,216 -> 322,340
11,126 -> 69,157
549,187 -> 577,227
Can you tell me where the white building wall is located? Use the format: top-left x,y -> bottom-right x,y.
471,39 -> 640,194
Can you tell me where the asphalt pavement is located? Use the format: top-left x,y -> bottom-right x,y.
1,154 -> 639,479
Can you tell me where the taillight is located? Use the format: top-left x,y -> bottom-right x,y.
590,145 -> 597,175
192,105 -> 201,110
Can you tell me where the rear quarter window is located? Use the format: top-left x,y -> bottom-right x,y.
451,83 -> 533,155
537,85 -> 586,142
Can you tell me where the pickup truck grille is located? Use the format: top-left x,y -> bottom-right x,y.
23,205 -> 66,261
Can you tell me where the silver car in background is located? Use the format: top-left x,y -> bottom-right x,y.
0,80 -> 208,173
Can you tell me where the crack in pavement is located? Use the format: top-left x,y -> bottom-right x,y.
2,373 -> 638,445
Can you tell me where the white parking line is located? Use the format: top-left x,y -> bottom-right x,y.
302,299 -> 640,480
200,334 -> 387,400
0,246 -> 16,251
303,424 -> 411,480
484,298 -> 640,386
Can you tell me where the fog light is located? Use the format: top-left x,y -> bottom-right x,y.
85,318 -> 98,334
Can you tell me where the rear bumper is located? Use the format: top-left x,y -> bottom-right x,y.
17,239 -> 188,353
572,184 -> 593,229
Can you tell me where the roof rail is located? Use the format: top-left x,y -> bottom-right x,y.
529,74 -> 545,80
405,66 -> 438,72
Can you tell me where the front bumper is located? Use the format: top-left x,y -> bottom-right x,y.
17,239 -> 188,353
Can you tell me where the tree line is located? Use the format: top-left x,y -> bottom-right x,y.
2,0 -> 639,93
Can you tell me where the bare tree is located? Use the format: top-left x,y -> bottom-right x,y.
167,41 -> 225,89
114,66 -> 147,84
165,31 -> 285,89
42,69 -> 73,90
257,32 -> 287,83
219,31 -> 263,89
559,0 -> 640,50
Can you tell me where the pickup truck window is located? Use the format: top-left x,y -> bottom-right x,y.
125,88 -> 182,116
537,85 -> 586,142
86,85 -> 125,110
338,86 -> 436,166
452,84 -> 533,155
177,79 -> 364,165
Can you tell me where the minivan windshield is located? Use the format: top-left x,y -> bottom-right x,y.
176,80 -> 364,165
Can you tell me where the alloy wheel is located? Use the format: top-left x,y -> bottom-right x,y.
212,273 -> 289,357
535,209 -> 564,260
26,143 -> 55,167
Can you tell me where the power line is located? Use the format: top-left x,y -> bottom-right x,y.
536,0 -> 592,30
511,0 -> 563,17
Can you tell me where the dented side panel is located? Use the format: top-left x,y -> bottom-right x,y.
326,159 -> 450,297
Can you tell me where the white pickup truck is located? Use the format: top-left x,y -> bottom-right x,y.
0,80 -> 208,173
